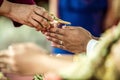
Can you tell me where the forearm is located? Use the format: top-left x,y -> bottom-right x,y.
21,54 -> 73,75
103,0 -> 118,31
0,0 -> 12,16
49,0 -> 58,17
36,54 -> 73,74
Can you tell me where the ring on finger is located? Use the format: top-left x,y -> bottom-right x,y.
60,41 -> 63,45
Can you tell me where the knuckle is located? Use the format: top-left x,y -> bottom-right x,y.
60,45 -> 64,49
42,20 -> 48,27
50,33 -> 54,37
56,29 -> 59,33
49,33 -> 53,36
38,17 -> 43,22
54,34 -> 58,38
64,31 -> 67,35
53,38 -> 57,42
40,7 -> 46,11
56,45 -> 60,48
35,7 -> 44,15
34,23 -> 39,27
52,28 -> 57,32
40,8 -> 46,14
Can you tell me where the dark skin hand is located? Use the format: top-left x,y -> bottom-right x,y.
45,26 -> 92,54
0,0 -> 53,31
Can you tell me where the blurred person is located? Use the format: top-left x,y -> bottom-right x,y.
0,26 -> 93,80
0,43 -> 73,76
49,0 -> 117,54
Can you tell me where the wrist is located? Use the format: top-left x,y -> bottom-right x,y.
92,35 -> 99,40
86,39 -> 98,56
0,0 -> 12,16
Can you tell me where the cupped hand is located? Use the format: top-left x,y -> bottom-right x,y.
45,26 -> 92,53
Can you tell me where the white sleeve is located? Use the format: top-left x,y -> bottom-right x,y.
86,39 -> 98,57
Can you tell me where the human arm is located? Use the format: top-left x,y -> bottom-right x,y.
8,0 -> 35,27
49,0 -> 58,17
0,43 -> 73,75
103,0 -> 119,31
45,26 -> 93,54
0,0 -> 53,31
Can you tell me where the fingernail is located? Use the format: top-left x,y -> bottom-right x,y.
45,32 -> 48,35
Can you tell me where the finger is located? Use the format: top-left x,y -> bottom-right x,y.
33,12 -> 51,29
34,7 -> 53,21
32,18 -> 50,31
28,17 -> 43,30
52,43 -> 65,50
51,42 -> 65,49
0,58 -> 17,73
8,43 -> 28,55
0,58 -> 9,63
33,17 -> 49,31
45,32 -> 63,40
43,72 -> 62,80
49,28 -> 65,35
46,36 -> 61,44
50,21 -> 60,28
32,17 -> 44,28
0,50 -> 9,57
47,37 -> 64,46
51,42 -> 57,46
1,64 -> 13,73
41,30 -> 46,34
62,25 -> 67,29
0,63 -> 6,68
24,22 -> 33,28
1,68 -> 11,73
62,26 -> 75,29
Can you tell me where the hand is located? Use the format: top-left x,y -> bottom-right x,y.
0,42 -> 73,75
0,43 -> 48,75
0,0 -> 53,31
43,72 -> 62,80
45,26 -> 92,53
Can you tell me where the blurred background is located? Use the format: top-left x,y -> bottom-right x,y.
0,0 -> 51,51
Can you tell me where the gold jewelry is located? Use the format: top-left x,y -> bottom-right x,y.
50,14 -> 71,25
